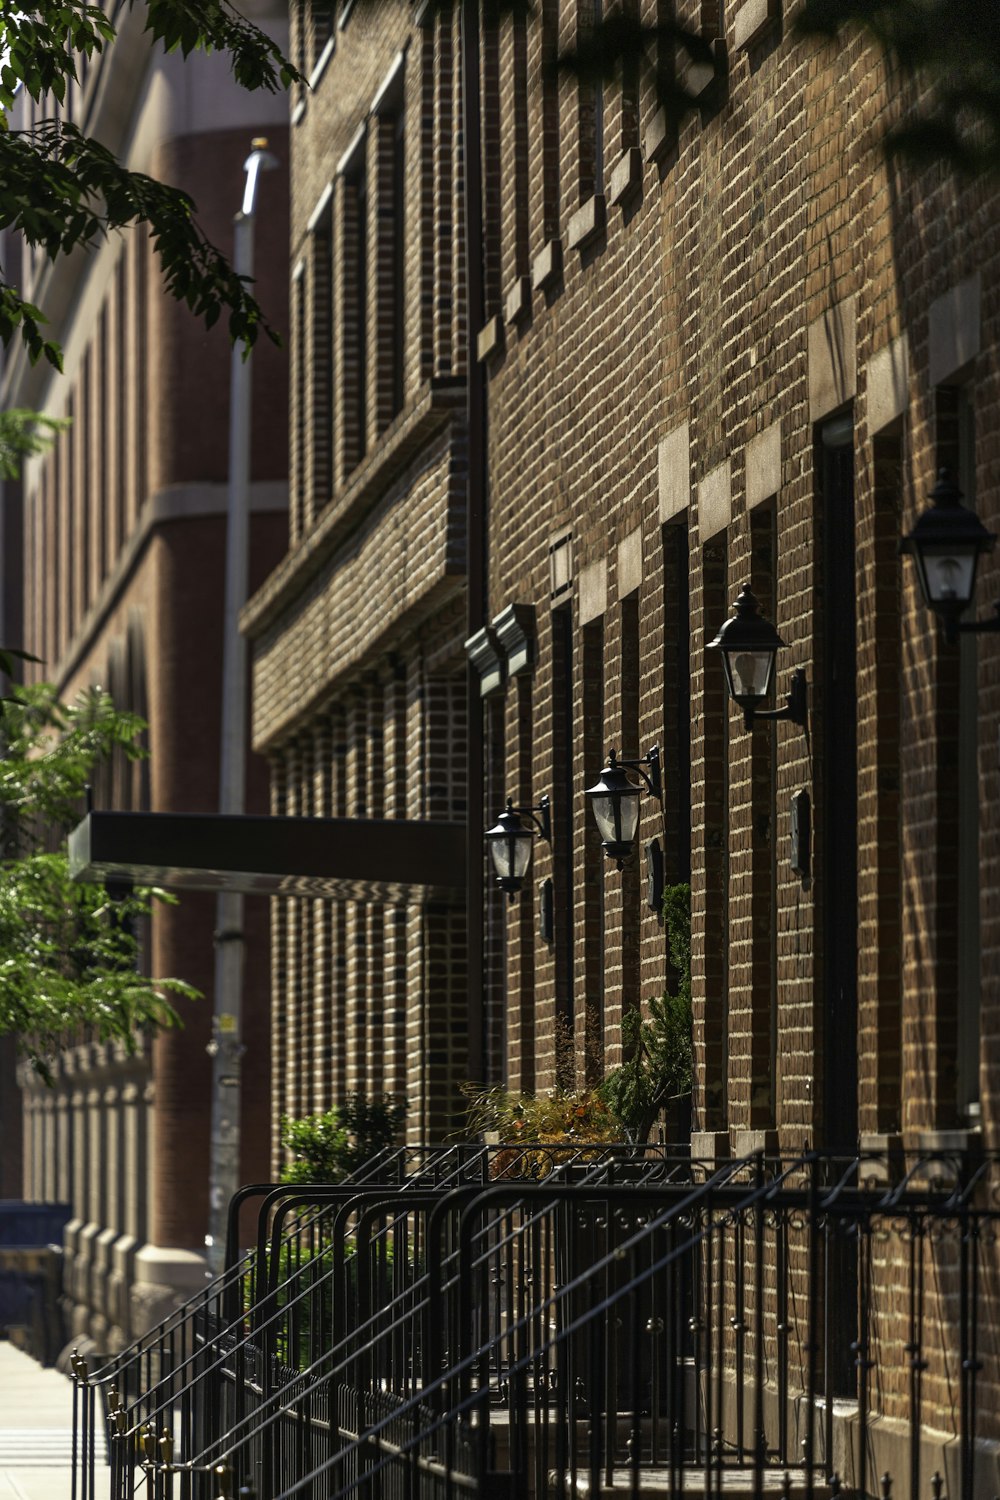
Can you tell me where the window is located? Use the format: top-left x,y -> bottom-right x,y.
749,501 -> 777,1125
581,618 -> 606,1076
817,412 -> 858,1149
583,0 -> 605,197
700,531 -> 729,1128
290,261 -> 307,542
307,191 -> 334,519
551,607 -> 575,1085
372,58 -> 406,431
937,385 -> 980,1124
539,0 -> 560,243
337,133 -> 368,476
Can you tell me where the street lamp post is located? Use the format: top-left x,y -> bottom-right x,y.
206,138 -> 278,1274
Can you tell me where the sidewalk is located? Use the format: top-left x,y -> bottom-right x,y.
0,1340 -> 80,1500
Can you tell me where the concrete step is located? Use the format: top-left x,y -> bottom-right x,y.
561,1465 -> 833,1497
0,1431 -> 76,1467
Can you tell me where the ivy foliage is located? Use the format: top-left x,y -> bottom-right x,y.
599,883 -> 693,1144
0,683 -> 199,1081
279,1094 -> 408,1184
0,0 -> 301,369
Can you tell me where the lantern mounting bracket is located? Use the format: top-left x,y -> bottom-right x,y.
952,603 -> 1000,643
741,668 -> 809,732
615,746 -> 662,801
510,794 -> 551,843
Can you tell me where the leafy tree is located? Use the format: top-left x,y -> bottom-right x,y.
4,0 -> 992,377
279,1094 -> 408,1184
0,682 -> 198,1081
0,0 -> 300,369
599,883 -> 693,1144
0,409 -> 69,481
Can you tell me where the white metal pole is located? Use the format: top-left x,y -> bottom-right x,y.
206,139 -> 277,1275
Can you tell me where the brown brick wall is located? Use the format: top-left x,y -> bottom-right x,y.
269,0 -> 1000,1446
473,0 -> 1000,1154
250,4 -> 476,1147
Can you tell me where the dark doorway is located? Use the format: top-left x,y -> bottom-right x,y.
819,414 -> 858,1151
817,411 -> 858,1402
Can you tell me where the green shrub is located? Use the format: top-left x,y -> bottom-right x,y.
461,1083 -> 625,1178
598,883 -> 693,1143
279,1093 -> 407,1184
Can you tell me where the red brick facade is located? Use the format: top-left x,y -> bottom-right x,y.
4,37 -> 290,1347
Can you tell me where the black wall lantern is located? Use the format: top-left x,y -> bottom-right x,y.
485,796 -> 551,902
585,746 -> 661,868
708,583 -> 807,731
899,469 -> 998,643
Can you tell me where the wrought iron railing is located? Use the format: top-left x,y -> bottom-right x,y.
72,1146 -> 1000,1500
70,1141 -> 650,1497
69,1143 -> 501,1500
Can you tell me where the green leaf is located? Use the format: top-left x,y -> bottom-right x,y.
0,683 -> 201,1075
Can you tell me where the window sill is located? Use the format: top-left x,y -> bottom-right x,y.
678,39 -> 727,108
504,275 -> 530,326
608,147 -> 642,208
690,1131 -> 730,1166
858,1132 -> 904,1184
730,1128 -> 778,1160
732,0 -> 778,51
912,1128 -> 983,1188
644,108 -> 674,164
567,193 -> 606,252
531,237 -> 562,293
308,36 -> 335,91
476,315 -> 504,363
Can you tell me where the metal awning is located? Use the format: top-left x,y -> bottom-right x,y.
68,811 -> 466,905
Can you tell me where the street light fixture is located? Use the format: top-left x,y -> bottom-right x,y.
708,583 -> 807,731
899,469 -> 997,643
485,796 -> 551,902
207,135 -> 279,1275
585,746 -> 661,869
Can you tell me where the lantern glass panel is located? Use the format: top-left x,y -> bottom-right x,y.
726,648 -> 776,702
918,544 -> 978,608
488,838 -> 510,879
617,789 -> 641,845
511,833 -> 533,879
489,830 -> 533,881
592,788 -> 641,846
590,794 -> 618,845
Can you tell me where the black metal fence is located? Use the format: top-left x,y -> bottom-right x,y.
71,1146 -> 1000,1500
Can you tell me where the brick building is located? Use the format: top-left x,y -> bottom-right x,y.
251,0 -> 1000,1478
0,8 -> 290,1347
243,0 -> 474,1145
263,0 -> 1000,1139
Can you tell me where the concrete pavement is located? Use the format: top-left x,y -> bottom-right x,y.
0,1339 -> 84,1500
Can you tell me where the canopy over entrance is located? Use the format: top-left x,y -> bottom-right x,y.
69,811 -> 466,905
